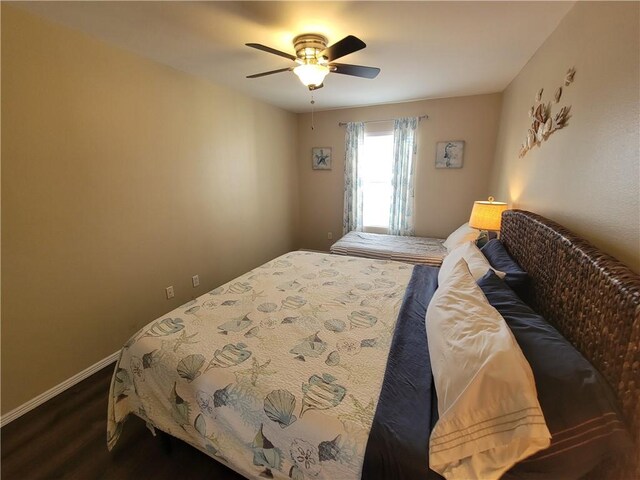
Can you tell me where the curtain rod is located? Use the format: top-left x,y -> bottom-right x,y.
338,115 -> 427,127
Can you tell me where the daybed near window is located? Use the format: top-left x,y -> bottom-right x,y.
329,223 -> 480,266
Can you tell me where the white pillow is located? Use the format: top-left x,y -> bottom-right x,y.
438,240 -> 504,285
426,258 -> 550,480
443,222 -> 480,252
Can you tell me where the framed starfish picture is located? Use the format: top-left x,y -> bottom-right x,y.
312,147 -> 332,170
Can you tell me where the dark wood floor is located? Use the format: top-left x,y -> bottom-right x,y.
1,363 -> 245,479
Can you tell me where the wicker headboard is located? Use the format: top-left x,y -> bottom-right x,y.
500,210 -> 640,477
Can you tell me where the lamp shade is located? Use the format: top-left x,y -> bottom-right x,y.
293,64 -> 329,87
469,197 -> 508,231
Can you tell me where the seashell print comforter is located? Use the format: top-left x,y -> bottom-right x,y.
107,251 -> 414,480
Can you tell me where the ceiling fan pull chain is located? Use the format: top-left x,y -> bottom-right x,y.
311,96 -> 315,130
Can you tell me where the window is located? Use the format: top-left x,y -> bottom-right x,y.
343,118 -> 418,236
361,132 -> 394,231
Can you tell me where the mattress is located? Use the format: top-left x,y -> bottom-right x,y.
107,251 -> 414,480
330,231 -> 447,266
106,241 -> 632,479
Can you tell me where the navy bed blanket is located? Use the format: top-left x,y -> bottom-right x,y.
362,264 -> 442,480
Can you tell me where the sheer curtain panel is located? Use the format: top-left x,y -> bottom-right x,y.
389,117 -> 418,236
343,122 -> 365,234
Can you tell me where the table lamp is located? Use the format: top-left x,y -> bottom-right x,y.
469,196 -> 508,242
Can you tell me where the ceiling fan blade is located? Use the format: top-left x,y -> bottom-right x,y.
321,35 -> 366,62
246,67 -> 293,79
246,43 -> 296,61
330,63 -> 380,79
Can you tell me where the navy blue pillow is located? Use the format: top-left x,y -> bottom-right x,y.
480,239 -> 529,291
477,271 -> 632,479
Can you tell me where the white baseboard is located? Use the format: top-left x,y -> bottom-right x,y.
0,350 -> 120,428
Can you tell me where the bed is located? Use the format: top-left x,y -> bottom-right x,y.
329,231 -> 448,266
107,210 -> 639,479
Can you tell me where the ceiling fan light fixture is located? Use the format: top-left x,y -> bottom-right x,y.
293,63 -> 329,87
302,47 -> 317,58
246,33 -> 379,89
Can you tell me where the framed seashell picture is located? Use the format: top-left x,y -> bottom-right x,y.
312,147 -> 332,170
435,141 -> 465,168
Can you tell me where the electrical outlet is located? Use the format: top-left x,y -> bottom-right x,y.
165,286 -> 174,299
327,232 -> 333,240
192,275 -> 200,288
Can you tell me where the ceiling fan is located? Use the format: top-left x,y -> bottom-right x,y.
246,34 -> 380,91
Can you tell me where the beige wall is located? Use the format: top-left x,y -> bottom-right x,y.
1,6 -> 298,414
297,94 -> 502,251
490,1 -> 639,272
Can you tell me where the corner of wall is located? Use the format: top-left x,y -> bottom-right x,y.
489,1 -> 639,272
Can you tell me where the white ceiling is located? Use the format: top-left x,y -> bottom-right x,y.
15,1 -> 574,113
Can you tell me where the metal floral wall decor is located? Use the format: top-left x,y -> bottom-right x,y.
519,67 -> 576,158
